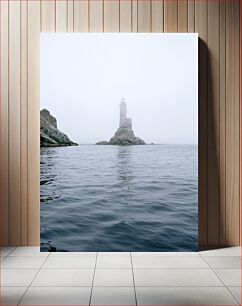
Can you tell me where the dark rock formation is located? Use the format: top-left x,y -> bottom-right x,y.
96,141 -> 109,145
96,126 -> 146,145
109,127 -> 145,145
96,126 -> 146,146
40,109 -> 77,147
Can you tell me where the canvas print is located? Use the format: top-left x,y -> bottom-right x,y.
40,33 -> 198,252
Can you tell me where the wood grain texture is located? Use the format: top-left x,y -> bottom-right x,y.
67,0 -> 74,32
90,0 -> 103,32
178,0 -> 188,32
104,0 -> 119,32
41,0 -> 56,32
120,0 -> 131,32
138,0 -> 151,32
225,0 -> 240,246
56,0 -> 67,32
74,0 -> 88,32
20,0 -> 28,245
241,0 -> 242,248
207,0 -> 220,246
151,0 -> 164,33
27,0 -> 40,246
188,0 -> 195,33
9,0 -> 21,246
219,0 -> 226,246
164,0 -> 178,32
131,0 -> 138,32
0,0 -> 241,247
0,0 -> 9,245
195,0 -> 208,247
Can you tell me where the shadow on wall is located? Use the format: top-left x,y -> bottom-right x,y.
198,38 -> 221,249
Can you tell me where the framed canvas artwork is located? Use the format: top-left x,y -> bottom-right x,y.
40,33 -> 198,252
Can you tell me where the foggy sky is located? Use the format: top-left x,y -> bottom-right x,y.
41,33 -> 198,144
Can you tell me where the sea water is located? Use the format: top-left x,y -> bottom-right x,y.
40,144 -> 198,252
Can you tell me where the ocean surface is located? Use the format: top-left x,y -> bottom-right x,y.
40,144 -> 198,252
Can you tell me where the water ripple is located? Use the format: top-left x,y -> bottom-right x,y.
40,144 -> 198,252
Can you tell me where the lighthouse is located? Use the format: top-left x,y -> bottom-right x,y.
96,97 -> 145,145
119,98 -> 132,129
119,98 -> 127,127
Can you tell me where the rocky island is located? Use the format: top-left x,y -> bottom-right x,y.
96,98 -> 145,145
40,109 -> 77,147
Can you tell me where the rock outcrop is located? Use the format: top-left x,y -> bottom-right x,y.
96,126 -> 146,146
40,109 -> 77,147
96,141 -> 109,145
109,127 -> 145,145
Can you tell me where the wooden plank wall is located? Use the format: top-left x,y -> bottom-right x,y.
0,0 -> 240,247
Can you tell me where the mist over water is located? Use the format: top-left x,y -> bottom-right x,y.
40,144 -> 198,252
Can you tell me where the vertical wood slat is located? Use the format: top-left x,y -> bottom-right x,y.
0,0 -> 9,246
225,0 -> 240,246
9,0 -> 21,246
195,0 -> 208,247
41,0 -> 55,32
138,0 -> 151,32
56,0 -> 67,32
219,0 -> 226,246
120,0 -> 131,32
74,0 -> 88,32
178,0 -> 188,33
28,0 -> 40,245
240,0 -> 242,248
207,0 -> 220,246
151,0 -> 164,33
188,0 -> 195,33
90,0 -> 103,32
164,0 -> 178,32
67,0 -> 74,32
20,0 -> 28,245
132,0 -> 138,32
104,1 -> 119,32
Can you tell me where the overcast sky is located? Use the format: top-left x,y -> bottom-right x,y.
41,33 -> 198,144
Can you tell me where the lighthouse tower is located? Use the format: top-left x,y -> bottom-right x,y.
119,98 -> 127,127
119,98 -> 132,129
96,96 -> 145,145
